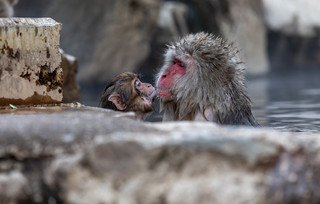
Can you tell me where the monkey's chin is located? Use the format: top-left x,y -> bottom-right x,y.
157,89 -> 171,97
157,89 -> 173,102
143,90 -> 157,106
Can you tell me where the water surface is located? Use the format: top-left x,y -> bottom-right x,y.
248,70 -> 320,133
81,70 -> 320,133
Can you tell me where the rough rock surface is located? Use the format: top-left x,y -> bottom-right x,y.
0,105 -> 319,204
0,18 -> 63,106
60,49 -> 81,103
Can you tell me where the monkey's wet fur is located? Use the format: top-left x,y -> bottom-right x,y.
156,32 -> 259,126
100,72 -> 156,120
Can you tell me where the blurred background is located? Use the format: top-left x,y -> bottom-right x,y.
7,0 -> 320,131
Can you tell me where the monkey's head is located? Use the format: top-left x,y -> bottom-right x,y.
156,32 -> 247,118
100,72 -> 156,118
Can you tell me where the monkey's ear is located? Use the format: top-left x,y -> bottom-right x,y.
108,93 -> 127,111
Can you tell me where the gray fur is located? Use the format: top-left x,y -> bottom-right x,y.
156,32 -> 259,126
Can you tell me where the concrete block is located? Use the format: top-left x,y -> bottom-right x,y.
0,18 -> 63,106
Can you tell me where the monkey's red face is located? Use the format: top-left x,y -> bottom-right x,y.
157,58 -> 186,101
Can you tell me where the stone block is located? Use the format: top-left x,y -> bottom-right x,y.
0,18 -> 63,106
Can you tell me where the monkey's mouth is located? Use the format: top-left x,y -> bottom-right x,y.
148,90 -> 157,100
157,89 -> 172,98
144,89 -> 157,101
142,90 -> 157,106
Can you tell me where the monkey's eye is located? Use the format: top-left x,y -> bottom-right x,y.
173,59 -> 185,69
135,80 -> 141,87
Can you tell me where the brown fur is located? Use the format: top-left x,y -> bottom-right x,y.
156,32 -> 258,126
100,72 -> 156,120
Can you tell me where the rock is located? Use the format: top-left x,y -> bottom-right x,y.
262,0 -> 320,70
263,0 -> 320,36
0,0 -> 18,17
0,18 -> 63,106
60,49 -> 81,103
0,105 -> 320,203
157,1 -> 189,40
218,0 -> 269,75
0,170 -> 28,203
41,0 -> 160,83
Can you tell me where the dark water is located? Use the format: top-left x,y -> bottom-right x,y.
81,70 -> 320,133
248,70 -> 320,133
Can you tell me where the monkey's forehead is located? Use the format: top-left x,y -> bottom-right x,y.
104,72 -> 138,90
168,32 -> 227,52
116,72 -> 138,78
181,32 -> 222,43
112,72 -> 138,82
